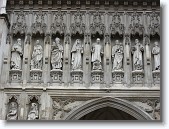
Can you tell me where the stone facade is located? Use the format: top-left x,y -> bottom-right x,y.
0,0 -> 160,120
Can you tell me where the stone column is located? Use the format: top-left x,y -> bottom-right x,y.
0,13 -> 10,85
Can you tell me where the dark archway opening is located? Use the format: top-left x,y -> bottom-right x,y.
79,107 -> 137,120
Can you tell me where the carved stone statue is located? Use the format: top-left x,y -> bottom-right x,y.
31,40 -> 43,70
152,42 -> 160,70
10,38 -> 23,70
27,103 -> 39,120
112,40 -> 124,70
51,37 -> 63,70
91,38 -> 103,70
132,39 -> 144,70
71,39 -> 83,70
6,102 -> 18,120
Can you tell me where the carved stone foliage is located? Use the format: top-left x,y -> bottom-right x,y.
12,11 -> 27,35
70,11 -> 86,35
109,12 -> 124,35
90,12 -> 105,35
128,12 -> 144,35
27,95 -> 40,120
147,12 -> 160,36
133,99 -> 160,120
32,11 -> 47,35
6,95 -> 19,120
51,11 -> 66,35
52,99 -> 83,120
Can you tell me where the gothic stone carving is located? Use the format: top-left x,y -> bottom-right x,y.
50,69 -> 62,83
152,42 -> 160,71
91,38 -> 103,70
51,11 -> 66,35
30,40 -> 43,70
70,11 -> 86,35
9,69 -> 22,83
10,38 -> 23,70
12,11 -> 27,35
71,70 -> 83,83
112,70 -> 124,83
90,12 -> 105,35
52,99 -> 82,120
129,12 -> 144,35
91,70 -> 104,84
132,70 -> 144,83
152,70 -> 160,84
30,70 -> 42,82
109,12 -> 124,35
51,37 -> 63,70
32,11 -> 47,35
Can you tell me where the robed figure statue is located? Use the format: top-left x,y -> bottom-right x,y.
152,41 -> 160,70
91,38 -> 103,70
31,40 -> 43,70
27,103 -> 39,120
71,39 -> 83,70
51,38 -> 63,70
10,38 -> 23,70
112,40 -> 124,70
132,39 -> 144,70
7,102 -> 18,120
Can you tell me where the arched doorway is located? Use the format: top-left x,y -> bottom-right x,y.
64,97 -> 153,120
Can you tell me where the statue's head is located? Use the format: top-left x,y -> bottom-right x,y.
9,102 -> 17,109
36,40 -> 40,44
76,39 -> 80,44
96,38 -> 100,44
17,38 -> 21,45
55,37 -> 60,44
115,40 -> 120,45
154,41 -> 159,46
31,103 -> 37,108
135,39 -> 139,44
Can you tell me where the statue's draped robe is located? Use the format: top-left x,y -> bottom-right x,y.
91,44 -> 102,63
27,107 -> 39,120
51,43 -> 63,69
132,43 -> 144,70
31,45 -> 43,69
11,43 -> 23,69
71,43 -> 83,70
152,46 -> 160,70
7,102 -> 18,120
112,45 -> 123,70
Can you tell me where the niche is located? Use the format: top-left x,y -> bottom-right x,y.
27,96 -> 39,120
9,33 -> 25,83
6,96 -> 18,120
29,33 -> 44,82
70,33 -> 84,83
131,33 -> 144,83
50,33 -> 64,83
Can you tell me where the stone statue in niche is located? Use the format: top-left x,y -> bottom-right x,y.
27,103 -> 39,120
152,41 -> 160,70
112,40 -> 124,70
6,102 -> 18,120
71,39 -> 83,70
91,38 -> 103,70
51,37 -> 63,70
131,39 -> 144,70
30,40 -> 43,70
10,38 -> 23,70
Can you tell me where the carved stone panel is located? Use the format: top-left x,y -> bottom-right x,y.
9,70 -> 22,83
50,69 -> 62,83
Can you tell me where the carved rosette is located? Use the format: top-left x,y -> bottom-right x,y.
51,11 -> 66,35
128,12 -> 144,35
32,11 -> 47,35
132,70 -> 144,83
52,99 -> 83,120
112,70 -> 124,83
30,70 -> 42,82
109,12 -> 124,35
70,11 -> 86,35
90,12 -> 105,35
9,70 -> 22,83
152,70 -> 160,84
12,11 -> 27,35
50,69 -> 63,83
71,70 -> 83,83
91,70 -> 104,84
